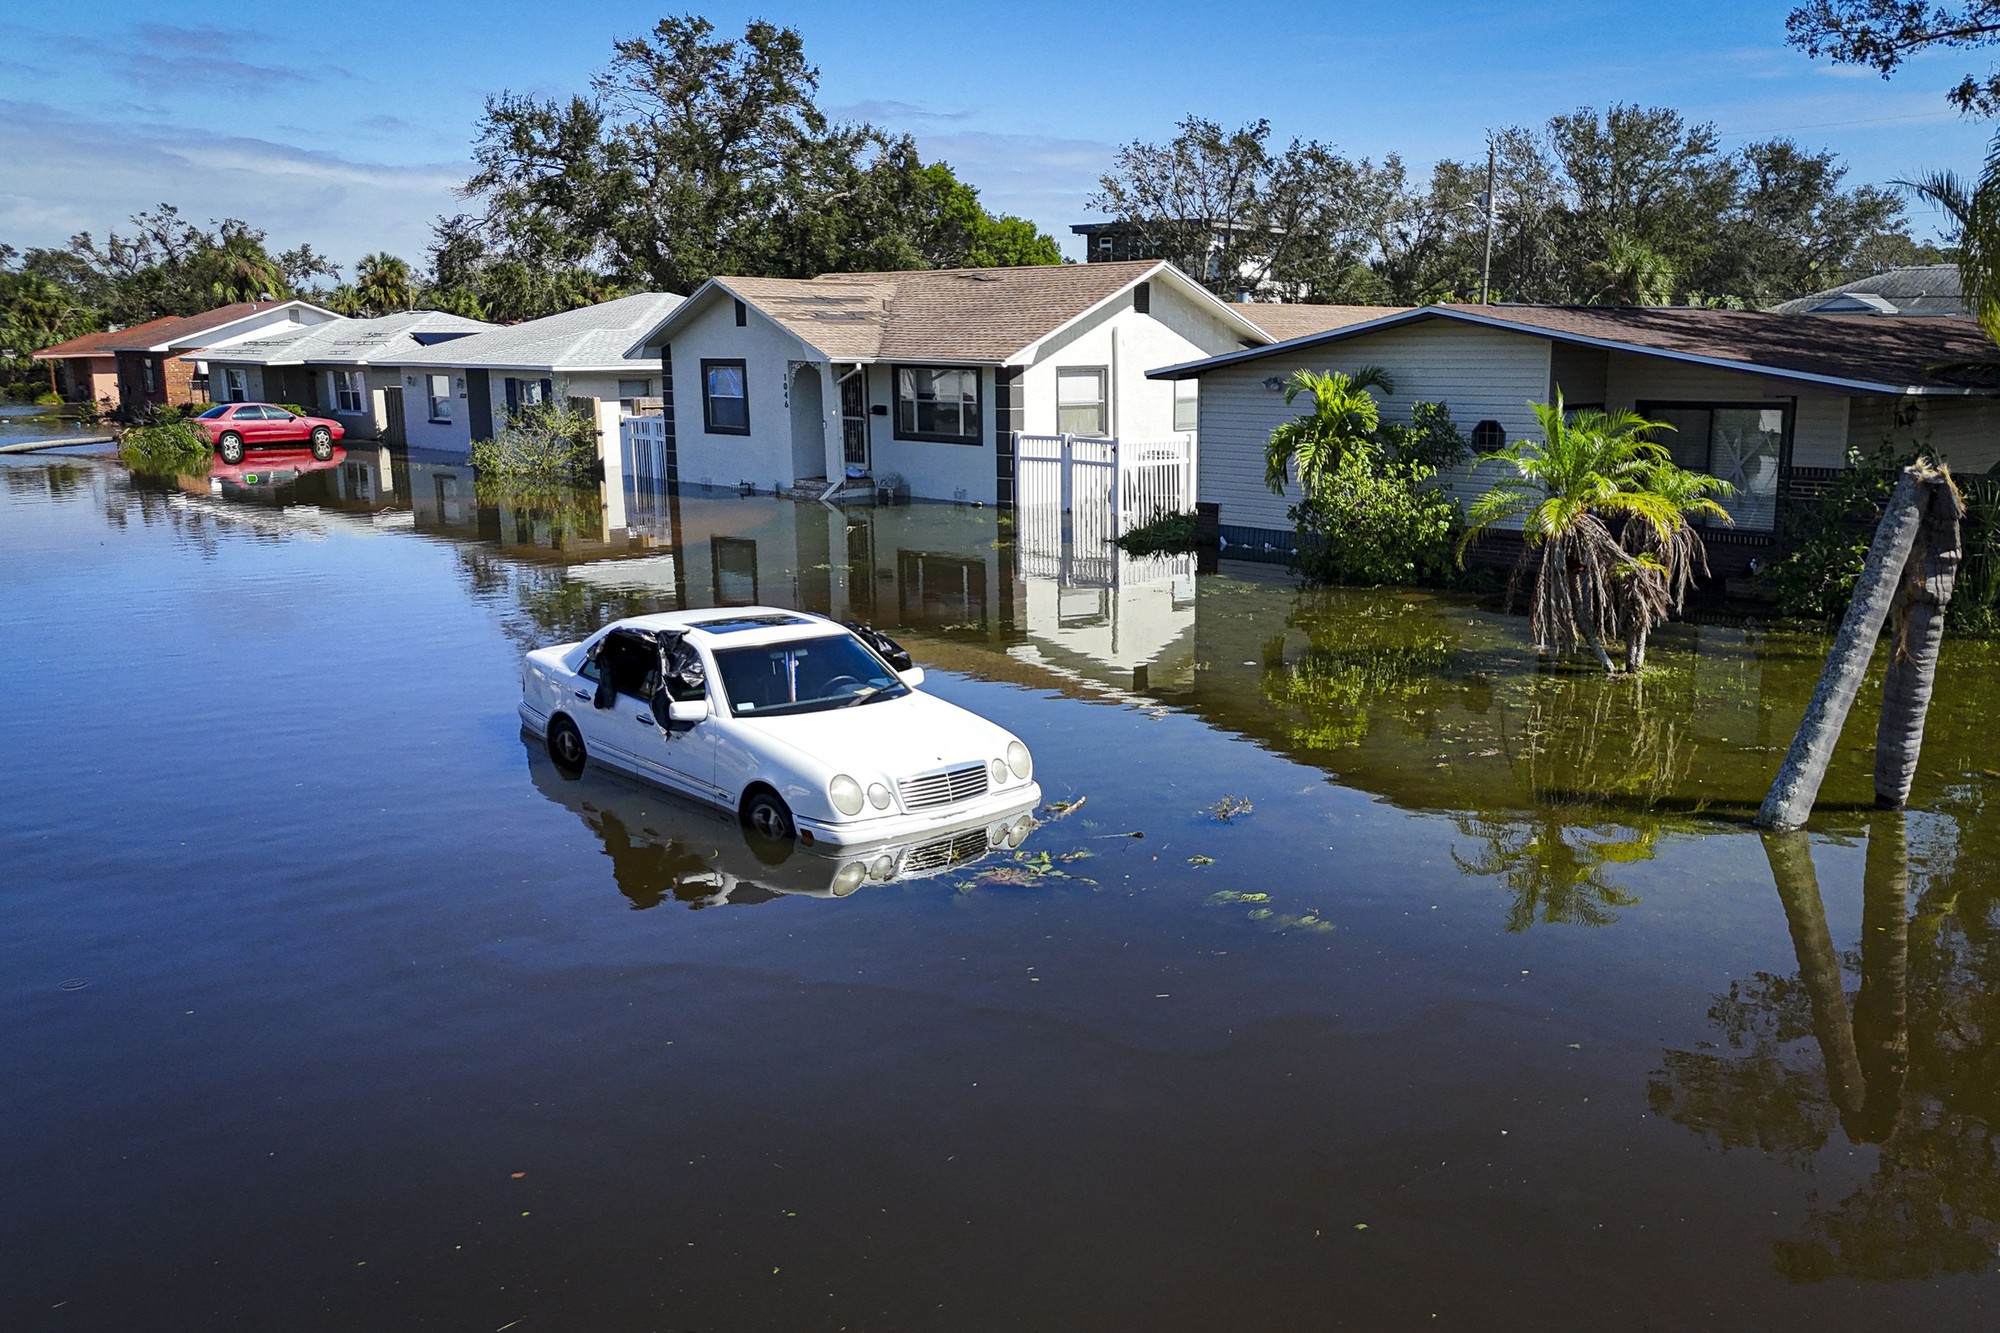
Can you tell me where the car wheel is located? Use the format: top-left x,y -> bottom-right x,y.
310,427 -> 333,460
742,788 -> 795,843
217,432 -> 245,464
547,715 -> 587,773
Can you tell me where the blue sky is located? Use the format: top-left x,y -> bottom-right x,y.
1,0 -> 1986,275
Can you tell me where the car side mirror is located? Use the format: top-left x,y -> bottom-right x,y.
655,689 -> 706,725
897,666 -> 926,688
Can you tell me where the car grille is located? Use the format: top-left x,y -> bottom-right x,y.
901,827 -> 993,876
898,763 -> 989,811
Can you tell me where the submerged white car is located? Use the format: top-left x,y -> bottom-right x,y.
519,608 -> 1041,847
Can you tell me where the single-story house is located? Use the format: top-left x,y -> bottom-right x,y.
1148,303 -> 2000,569
194,311 -> 493,442
392,292 -> 685,459
1770,264 -> 1964,317
33,300 -> 340,414
624,260 -> 1277,504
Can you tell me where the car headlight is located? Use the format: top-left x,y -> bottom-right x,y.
867,782 -> 893,810
831,862 -> 867,897
1006,741 -> 1032,780
829,774 -> 865,816
868,854 -> 896,879
989,758 -> 1006,786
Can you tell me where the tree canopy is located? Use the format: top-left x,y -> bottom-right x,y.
1787,1 -> 2000,114
454,14 -> 1060,294
1092,105 -> 1942,307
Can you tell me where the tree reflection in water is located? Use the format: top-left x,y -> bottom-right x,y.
1258,591 -> 1459,751
1650,811 -> 2000,1281
1451,667 -> 1700,931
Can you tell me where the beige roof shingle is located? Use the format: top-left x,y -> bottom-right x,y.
1233,303 -> 1407,342
705,261 -> 1217,363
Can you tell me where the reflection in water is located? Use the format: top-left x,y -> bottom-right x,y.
526,744 -> 1037,908
1651,813 -> 2000,1281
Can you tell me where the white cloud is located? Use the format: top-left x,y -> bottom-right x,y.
0,100 -> 465,270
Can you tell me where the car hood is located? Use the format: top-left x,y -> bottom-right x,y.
734,689 -> 1014,780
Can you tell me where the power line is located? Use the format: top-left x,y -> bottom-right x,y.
1715,110 -> 1956,139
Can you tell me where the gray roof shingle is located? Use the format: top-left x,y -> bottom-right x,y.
398,292 -> 685,371
197,311 -> 494,366
1770,265 -> 1965,316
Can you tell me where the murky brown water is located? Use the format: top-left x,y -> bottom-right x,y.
3,450 -> 1997,1329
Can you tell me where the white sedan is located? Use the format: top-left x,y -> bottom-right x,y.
519,608 -> 1041,848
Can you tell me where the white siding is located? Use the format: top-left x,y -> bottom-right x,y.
1849,396 -> 2000,472
1196,323 -> 1553,533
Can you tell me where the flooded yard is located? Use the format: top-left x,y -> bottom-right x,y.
4,450 -> 1998,1329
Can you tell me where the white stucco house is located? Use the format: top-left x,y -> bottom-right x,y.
624,260 -> 1277,504
1148,303 -> 2000,571
194,311 -> 494,442
391,292 -> 686,459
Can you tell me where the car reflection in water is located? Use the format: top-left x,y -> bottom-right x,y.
208,445 -> 346,494
525,741 -> 1037,908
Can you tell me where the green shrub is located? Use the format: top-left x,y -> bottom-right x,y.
469,400 -> 599,484
119,418 -> 212,476
1386,400 -> 1469,472
1290,454 -> 1460,586
1114,510 -> 1199,556
33,390 -> 62,407
277,403 -> 309,417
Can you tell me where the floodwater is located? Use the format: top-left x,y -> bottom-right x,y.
3,449 -> 1997,1330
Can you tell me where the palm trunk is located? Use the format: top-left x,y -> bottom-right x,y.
1762,832 -> 1866,1122
1850,813 -> 1910,1143
1757,469 -> 1927,830
1873,474 -> 1964,808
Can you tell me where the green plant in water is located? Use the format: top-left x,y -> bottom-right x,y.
1264,366 -> 1395,495
1114,510 -> 1198,556
118,418 -> 211,476
469,398 -> 600,484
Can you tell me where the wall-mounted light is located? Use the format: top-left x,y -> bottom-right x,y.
1260,375 -> 1285,391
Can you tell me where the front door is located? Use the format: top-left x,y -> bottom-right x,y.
839,367 -> 869,470
382,387 -> 407,445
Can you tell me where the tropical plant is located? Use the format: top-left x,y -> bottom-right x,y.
1458,395 -> 1711,671
1385,399 -> 1469,472
1263,366 -> 1394,495
1113,510 -> 1199,556
1615,461 -> 1734,669
1290,451 -> 1460,586
353,253 -> 417,314
469,398 -> 600,484
118,416 -> 210,476
1902,161 -> 1999,344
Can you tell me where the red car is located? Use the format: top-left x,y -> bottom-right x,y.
207,445 -> 346,491
194,402 -> 345,464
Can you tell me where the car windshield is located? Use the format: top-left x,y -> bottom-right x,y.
712,633 -> 907,717
197,404 -> 231,419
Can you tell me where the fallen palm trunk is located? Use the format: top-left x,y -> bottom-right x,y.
1756,466 -> 1954,830
1763,832 -> 1866,1122
1873,474 -> 1965,808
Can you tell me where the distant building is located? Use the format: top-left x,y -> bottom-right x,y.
1071,220 -> 1286,299
1770,265 -> 1965,317
33,299 -> 339,414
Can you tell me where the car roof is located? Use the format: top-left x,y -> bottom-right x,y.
600,607 -> 851,650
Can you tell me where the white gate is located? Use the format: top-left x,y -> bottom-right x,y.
1014,433 -> 1194,586
621,414 -> 668,488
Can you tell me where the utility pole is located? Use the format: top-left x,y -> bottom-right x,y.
1479,134 -> 1498,306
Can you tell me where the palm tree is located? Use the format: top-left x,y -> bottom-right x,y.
1616,461 -> 1734,670
1588,232 -> 1678,306
1458,395 -> 1690,671
354,253 -> 417,315
1263,366 -> 1394,496
1902,161 -> 1998,342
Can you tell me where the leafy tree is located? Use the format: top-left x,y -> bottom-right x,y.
1787,0 -> 2000,115
456,15 -> 1057,291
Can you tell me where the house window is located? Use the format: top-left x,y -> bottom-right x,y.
1173,379 -> 1198,432
1057,368 -> 1108,436
1641,401 -> 1787,533
333,370 -> 365,414
712,537 -> 759,606
504,377 -> 551,414
1096,235 -> 1114,261
733,299 -> 747,327
428,374 -> 453,423
224,368 -> 248,402
894,366 -> 981,444
617,378 -> 650,399
702,359 -> 749,434
1470,419 -> 1506,451
142,360 -> 156,393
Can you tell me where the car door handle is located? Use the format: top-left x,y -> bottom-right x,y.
635,713 -> 657,724
574,690 -> 592,700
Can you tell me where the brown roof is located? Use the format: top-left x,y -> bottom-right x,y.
32,301 -> 297,359
1447,304 -> 1995,392
1233,303 -> 1406,342
1151,302 -> 1998,394
703,261 -> 1251,362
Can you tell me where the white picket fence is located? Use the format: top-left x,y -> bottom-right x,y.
1016,433 -> 1196,586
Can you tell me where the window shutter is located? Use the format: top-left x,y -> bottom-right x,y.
504,378 -> 518,413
